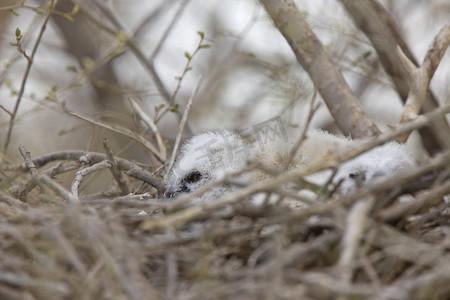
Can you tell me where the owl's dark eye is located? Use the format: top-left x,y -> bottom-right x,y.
184,171 -> 203,184
348,170 -> 360,180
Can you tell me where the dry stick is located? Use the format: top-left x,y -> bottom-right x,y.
0,191 -> 28,210
133,0 -> 180,39
165,226 -> 178,299
103,139 -> 130,195
338,196 -> 375,286
11,161 -> 80,200
128,97 -> 167,161
71,160 -> 111,198
140,104 -> 450,231
165,76 -> 203,179
259,0 -> 380,139
396,24 -> 450,143
18,146 -> 79,204
340,0 -> 450,152
380,261 -> 450,300
91,1 -> 171,106
377,178 -> 450,224
7,150 -> 165,194
4,0 -> 55,149
283,90 -> 320,172
65,107 -> 165,163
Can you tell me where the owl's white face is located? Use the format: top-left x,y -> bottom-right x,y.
334,142 -> 414,195
164,131 -> 250,203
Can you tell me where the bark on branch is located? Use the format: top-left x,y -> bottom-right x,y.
340,0 -> 450,152
259,0 -> 380,139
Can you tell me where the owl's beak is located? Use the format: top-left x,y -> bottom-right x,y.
163,186 -> 177,201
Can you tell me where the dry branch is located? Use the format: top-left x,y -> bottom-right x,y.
259,0 -> 380,138
4,0 -> 55,150
7,150 -> 165,194
103,139 -> 130,195
396,24 -> 450,142
18,146 -> 79,203
340,0 -> 450,152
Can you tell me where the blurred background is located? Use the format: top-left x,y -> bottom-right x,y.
0,0 -> 449,166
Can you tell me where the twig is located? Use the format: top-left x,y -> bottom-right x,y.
6,150 -> 165,194
283,90 -> 320,171
259,0 -> 380,138
90,1 -> 172,105
377,179 -> 450,224
127,97 -> 166,161
165,226 -> 178,299
338,196 -> 375,284
103,139 -> 130,195
18,146 -> 79,203
64,105 -> 164,163
155,32 -> 210,123
165,75 -> 203,179
71,160 -> 112,198
4,0 -> 55,149
340,0 -> 450,153
396,24 -> 450,142
0,191 -> 28,210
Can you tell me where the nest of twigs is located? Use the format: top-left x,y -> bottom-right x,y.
0,141 -> 449,300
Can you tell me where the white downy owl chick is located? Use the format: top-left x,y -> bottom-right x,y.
164,129 -> 414,203
333,142 -> 414,195
164,131 -> 250,203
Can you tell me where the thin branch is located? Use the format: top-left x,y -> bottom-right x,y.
64,104 -> 164,163
282,90 -> 320,171
338,196 -> 375,284
18,146 -> 79,204
6,150 -> 165,194
127,97 -> 167,161
4,0 -> 56,149
396,24 -> 450,142
90,1 -> 172,104
259,0 -> 380,138
165,76 -> 203,179
340,0 -> 450,153
103,139 -> 130,195
71,160 -> 111,199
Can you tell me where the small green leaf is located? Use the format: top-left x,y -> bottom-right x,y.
71,4 -> 80,15
199,43 -> 211,49
9,42 -> 17,47
65,65 -> 77,73
15,28 -> 22,40
197,31 -> 204,39
184,51 -> 191,59
186,66 -> 192,71
116,30 -> 128,43
169,103 -> 179,112
362,50 -> 371,59
64,15 -> 74,23
11,9 -> 19,16
35,8 -> 44,15
154,103 -> 165,113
